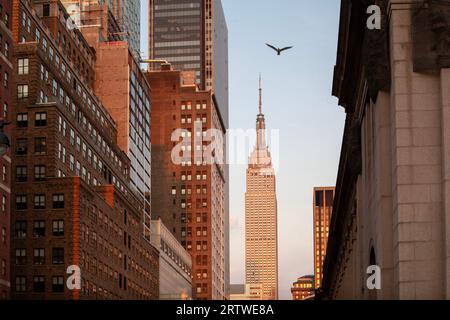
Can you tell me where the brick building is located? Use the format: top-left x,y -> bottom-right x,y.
10,0 -> 158,299
0,0 -> 13,300
147,65 -> 227,300
69,2 -> 153,242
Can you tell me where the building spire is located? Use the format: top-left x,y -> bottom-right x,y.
259,74 -> 263,115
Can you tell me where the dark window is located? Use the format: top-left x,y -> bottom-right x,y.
52,248 -> 64,265
16,139 -> 27,155
34,194 -> 45,210
16,113 -> 28,127
15,249 -> 26,265
33,221 -> 45,238
52,194 -> 64,209
15,195 -> 27,210
15,277 -> 26,292
43,4 -> 50,17
315,190 -> 324,207
15,221 -> 27,239
33,248 -> 45,265
34,137 -> 46,155
33,276 -> 45,293
34,165 -> 46,181
52,220 -> 64,237
16,166 -> 27,182
35,112 -> 47,126
52,276 -> 64,293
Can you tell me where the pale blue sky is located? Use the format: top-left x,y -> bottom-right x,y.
140,0 -> 345,300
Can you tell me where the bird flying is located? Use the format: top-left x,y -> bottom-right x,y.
266,43 -> 294,55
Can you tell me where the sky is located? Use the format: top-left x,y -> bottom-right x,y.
140,0 -> 345,300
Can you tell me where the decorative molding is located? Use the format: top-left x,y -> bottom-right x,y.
412,0 -> 450,72
362,0 -> 391,101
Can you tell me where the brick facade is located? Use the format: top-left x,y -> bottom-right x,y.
147,66 -> 226,300
0,0 -> 13,300
10,0 -> 158,300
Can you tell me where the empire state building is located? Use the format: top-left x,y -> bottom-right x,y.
245,77 -> 279,300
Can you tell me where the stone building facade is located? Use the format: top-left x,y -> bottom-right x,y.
320,0 -> 450,300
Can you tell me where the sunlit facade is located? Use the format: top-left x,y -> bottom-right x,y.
313,187 -> 334,289
245,79 -> 278,300
291,275 -> 314,300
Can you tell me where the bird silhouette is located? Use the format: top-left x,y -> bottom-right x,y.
266,43 -> 294,55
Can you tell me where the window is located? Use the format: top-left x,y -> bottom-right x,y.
16,166 -> 27,182
3,102 -> 7,119
43,4 -> 50,17
15,277 -> 26,292
34,194 -> 46,210
33,276 -> 45,293
18,58 -> 29,75
15,195 -> 27,210
16,113 -> 28,127
1,259 -> 5,277
52,276 -> 64,293
33,248 -> 45,265
33,221 -> 45,238
3,72 -> 8,88
15,221 -> 27,239
2,165 -> 5,182
16,138 -> 27,155
35,112 -> 47,126
52,220 -> 64,237
69,154 -> 75,171
52,248 -> 64,265
15,249 -> 26,265
34,137 -> 46,155
2,195 -> 6,212
17,84 -> 29,100
52,194 -> 64,209
34,165 -> 46,181
1,227 -> 5,244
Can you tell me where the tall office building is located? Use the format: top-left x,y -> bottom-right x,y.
0,0 -> 12,300
313,187 -> 334,289
148,0 -> 229,126
10,0 -> 158,299
147,65 -> 227,300
148,0 -> 229,297
61,0 -> 141,54
245,78 -> 278,300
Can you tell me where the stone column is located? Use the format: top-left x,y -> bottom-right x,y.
440,68 -> 450,299
389,0 -> 445,299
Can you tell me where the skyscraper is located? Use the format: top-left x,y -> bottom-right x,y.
61,0 -> 141,54
245,78 -> 278,300
313,187 -> 334,289
148,0 -> 229,126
